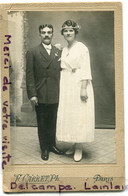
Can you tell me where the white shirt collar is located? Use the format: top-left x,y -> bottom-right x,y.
42,43 -> 52,50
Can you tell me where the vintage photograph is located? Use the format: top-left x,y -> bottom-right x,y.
1,2 -> 125,193
8,11 -> 116,164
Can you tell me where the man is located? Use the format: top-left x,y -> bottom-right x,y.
26,24 -> 63,161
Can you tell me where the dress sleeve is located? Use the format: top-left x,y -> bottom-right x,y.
78,46 -> 92,81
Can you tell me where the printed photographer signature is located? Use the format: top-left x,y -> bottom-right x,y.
93,174 -> 113,183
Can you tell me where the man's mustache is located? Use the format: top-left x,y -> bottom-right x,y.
44,37 -> 50,40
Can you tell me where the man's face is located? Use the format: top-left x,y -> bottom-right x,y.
40,27 -> 53,45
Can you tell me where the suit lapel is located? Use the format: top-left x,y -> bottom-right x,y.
44,46 -> 57,69
50,46 -> 56,59
39,44 -> 57,69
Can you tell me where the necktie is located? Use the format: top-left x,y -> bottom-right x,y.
45,45 -> 51,55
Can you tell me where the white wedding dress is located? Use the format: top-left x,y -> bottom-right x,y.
56,41 -> 95,143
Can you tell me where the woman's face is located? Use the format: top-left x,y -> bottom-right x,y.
63,26 -> 76,42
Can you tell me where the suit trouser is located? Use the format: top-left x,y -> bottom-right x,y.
35,103 -> 58,151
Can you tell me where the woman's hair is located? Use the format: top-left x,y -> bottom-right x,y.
39,24 -> 54,33
61,20 -> 80,35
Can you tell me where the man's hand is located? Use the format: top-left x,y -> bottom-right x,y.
80,88 -> 88,102
54,43 -> 63,50
30,97 -> 38,106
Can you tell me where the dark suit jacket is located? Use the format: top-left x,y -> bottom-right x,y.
26,43 -> 61,104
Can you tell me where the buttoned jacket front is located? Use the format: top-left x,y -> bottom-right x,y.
26,43 -> 61,104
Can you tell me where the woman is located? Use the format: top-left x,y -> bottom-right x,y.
56,20 -> 95,162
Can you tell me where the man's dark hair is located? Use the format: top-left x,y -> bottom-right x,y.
39,24 -> 54,33
61,20 -> 80,35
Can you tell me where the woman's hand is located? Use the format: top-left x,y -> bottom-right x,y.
80,88 -> 88,102
80,80 -> 89,102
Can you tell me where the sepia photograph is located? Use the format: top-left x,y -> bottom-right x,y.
8,11 -> 116,164
0,2 -> 125,192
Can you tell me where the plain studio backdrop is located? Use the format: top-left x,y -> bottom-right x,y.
9,11 -> 115,129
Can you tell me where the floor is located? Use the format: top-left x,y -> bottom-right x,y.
11,127 -> 116,164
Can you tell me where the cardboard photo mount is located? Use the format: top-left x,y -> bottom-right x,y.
0,2 -> 125,193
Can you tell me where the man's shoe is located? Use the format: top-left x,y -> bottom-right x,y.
50,146 -> 64,155
41,149 -> 49,161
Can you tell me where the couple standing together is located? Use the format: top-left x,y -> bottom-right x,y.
26,20 -> 95,162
